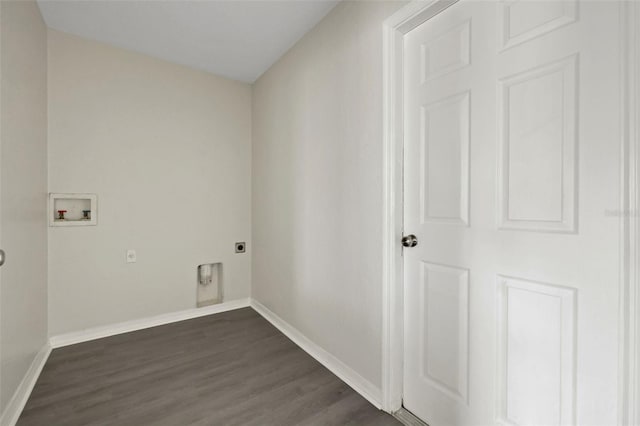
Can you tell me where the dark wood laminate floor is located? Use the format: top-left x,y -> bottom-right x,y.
18,308 -> 401,426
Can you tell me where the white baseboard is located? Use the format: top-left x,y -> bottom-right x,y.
0,343 -> 51,426
250,298 -> 382,409
50,298 -> 251,348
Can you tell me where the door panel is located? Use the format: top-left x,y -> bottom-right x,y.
419,262 -> 469,403
403,1 -> 621,425
421,91 -> 470,225
404,4 -> 485,424
498,54 -> 578,232
497,276 -> 576,426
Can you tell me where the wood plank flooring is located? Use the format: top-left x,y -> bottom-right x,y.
18,307 -> 401,426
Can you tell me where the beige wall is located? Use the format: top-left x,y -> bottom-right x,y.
48,30 -> 252,335
1,0 -> 403,412
252,1 -> 404,393
0,0 -> 49,414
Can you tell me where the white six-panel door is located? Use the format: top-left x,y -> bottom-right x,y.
402,1 -> 622,425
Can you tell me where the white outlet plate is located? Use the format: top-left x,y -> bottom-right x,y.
126,249 -> 136,263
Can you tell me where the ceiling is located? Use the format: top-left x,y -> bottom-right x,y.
37,0 -> 338,83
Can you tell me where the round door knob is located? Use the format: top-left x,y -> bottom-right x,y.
402,234 -> 418,248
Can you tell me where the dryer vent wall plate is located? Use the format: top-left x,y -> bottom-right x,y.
197,263 -> 223,307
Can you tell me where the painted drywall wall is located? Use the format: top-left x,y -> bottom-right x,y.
252,1 -> 404,393
48,30 -> 252,335
0,0 -> 48,413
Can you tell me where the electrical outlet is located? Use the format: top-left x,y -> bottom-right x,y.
126,249 -> 136,263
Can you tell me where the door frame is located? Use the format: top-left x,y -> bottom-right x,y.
621,2 -> 640,423
380,1 -> 640,422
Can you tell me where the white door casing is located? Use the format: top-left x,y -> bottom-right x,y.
621,1 -> 640,423
382,1 -> 640,425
